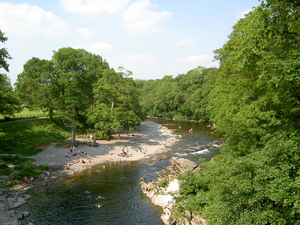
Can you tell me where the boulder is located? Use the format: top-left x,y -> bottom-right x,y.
141,157 -> 207,225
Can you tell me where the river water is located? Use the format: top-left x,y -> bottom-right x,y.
19,119 -> 223,225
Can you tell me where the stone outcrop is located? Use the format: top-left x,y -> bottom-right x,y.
0,188 -> 31,225
140,157 -> 206,225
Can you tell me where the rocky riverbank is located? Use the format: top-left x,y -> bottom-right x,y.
0,173 -> 50,225
140,157 -> 206,225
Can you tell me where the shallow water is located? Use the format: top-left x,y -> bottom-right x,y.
19,119 -> 222,225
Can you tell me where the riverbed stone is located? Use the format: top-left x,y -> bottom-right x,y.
0,188 -> 31,225
141,157 -> 206,225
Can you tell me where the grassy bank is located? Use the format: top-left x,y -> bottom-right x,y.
0,118 -> 70,187
0,118 -> 70,156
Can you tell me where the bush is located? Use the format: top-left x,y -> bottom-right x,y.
0,163 -> 12,176
13,165 -> 24,170
158,179 -> 168,188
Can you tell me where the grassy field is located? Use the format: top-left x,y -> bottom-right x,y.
0,108 -> 47,121
0,118 -> 70,156
0,118 -> 71,186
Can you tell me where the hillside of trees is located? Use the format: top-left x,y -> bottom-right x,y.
0,0 -> 299,224
137,1 -> 300,224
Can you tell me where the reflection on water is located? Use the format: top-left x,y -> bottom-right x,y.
19,119 -> 223,225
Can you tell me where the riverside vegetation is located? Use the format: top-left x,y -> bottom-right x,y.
0,0 -> 299,224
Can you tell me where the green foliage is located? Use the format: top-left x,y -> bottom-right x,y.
86,68 -> 143,142
0,73 -> 21,117
0,163 -> 11,176
0,30 -> 22,117
15,47 -> 144,144
178,169 -> 210,212
13,165 -> 25,171
174,1 -> 300,224
96,130 -> 112,140
136,67 -> 218,121
0,29 -> 11,72
158,179 -> 168,188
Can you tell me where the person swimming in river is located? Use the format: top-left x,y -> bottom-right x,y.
96,196 -> 105,200
95,203 -> 102,208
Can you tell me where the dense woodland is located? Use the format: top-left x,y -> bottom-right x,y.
0,0 -> 299,224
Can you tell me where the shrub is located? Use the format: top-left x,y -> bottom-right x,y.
0,163 -> 12,176
13,165 -> 24,170
158,179 -> 168,188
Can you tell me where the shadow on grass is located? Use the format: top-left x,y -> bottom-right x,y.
0,118 -> 70,156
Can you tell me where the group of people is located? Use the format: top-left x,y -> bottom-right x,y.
85,190 -> 105,208
23,170 -> 49,184
118,146 -> 130,157
83,133 -> 94,140
67,158 -> 92,167
65,146 -> 92,169
67,146 -> 77,156
137,148 -> 148,154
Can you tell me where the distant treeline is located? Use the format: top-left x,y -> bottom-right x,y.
135,66 -> 218,122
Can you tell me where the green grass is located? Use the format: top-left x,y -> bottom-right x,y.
0,118 -> 70,156
0,108 -> 48,120
158,179 -> 168,188
0,155 -> 49,186
12,164 -> 48,180
0,163 -> 11,176
1,155 -> 34,165
0,117 -> 77,187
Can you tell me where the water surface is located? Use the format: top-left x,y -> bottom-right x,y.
19,119 -> 222,224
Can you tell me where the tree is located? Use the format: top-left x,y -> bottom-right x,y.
15,58 -> 57,120
201,1 -> 300,223
0,29 -> 11,72
0,74 -> 21,116
51,47 -> 109,143
15,47 -> 110,143
86,69 -> 143,143
0,29 -> 21,117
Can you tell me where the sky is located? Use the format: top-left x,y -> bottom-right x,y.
0,0 -> 260,85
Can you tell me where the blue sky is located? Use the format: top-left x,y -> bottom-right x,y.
0,0 -> 260,85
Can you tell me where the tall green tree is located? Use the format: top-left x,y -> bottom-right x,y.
16,47 -> 109,143
51,47 -> 109,143
0,29 -> 11,72
0,29 -> 21,117
86,69 -> 143,143
0,74 -> 21,116
199,1 -> 300,224
16,58 -> 57,119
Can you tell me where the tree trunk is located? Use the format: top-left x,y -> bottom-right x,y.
93,128 -> 98,145
49,108 -> 54,121
71,123 -> 76,144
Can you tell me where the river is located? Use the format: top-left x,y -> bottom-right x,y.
19,119 -> 223,225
